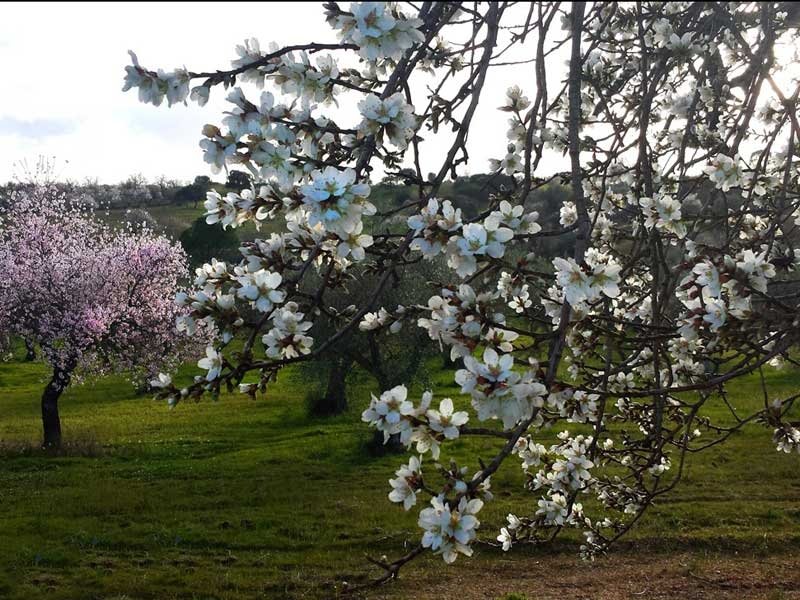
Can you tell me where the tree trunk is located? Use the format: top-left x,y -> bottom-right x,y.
41,366 -> 73,449
134,378 -> 152,396
370,429 -> 405,453
24,338 -> 36,361
311,356 -> 353,416
325,357 -> 350,414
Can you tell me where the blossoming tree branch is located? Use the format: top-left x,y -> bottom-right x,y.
124,0 -> 800,583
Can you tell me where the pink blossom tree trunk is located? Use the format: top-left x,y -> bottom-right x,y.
41,364 -> 74,448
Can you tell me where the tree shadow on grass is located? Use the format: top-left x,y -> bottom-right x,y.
0,431 -> 105,458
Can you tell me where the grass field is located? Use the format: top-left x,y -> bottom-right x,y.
1,342 -> 800,599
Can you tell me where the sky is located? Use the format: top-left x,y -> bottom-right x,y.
0,2 -> 557,185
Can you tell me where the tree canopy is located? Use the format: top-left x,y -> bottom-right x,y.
0,184 -> 192,447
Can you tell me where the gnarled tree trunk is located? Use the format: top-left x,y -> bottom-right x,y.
323,356 -> 352,415
309,356 -> 353,416
24,338 -> 36,361
41,365 -> 74,449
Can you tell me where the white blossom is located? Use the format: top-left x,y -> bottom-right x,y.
427,397 -> 469,439
418,495 -> 483,563
197,346 -> 223,381
236,269 -> 285,313
388,456 -> 423,510
357,92 -> 416,148
362,384 -> 414,443
333,2 -> 425,62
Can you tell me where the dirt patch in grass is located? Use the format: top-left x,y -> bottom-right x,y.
384,551 -> 800,600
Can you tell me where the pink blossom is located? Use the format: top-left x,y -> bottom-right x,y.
0,183 -> 195,382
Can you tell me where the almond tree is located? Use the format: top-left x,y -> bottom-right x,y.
0,185 -> 191,448
126,1 -> 800,584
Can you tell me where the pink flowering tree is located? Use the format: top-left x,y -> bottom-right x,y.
125,1 -> 800,585
0,185 -> 191,448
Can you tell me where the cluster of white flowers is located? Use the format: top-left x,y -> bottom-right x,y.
407,198 -> 539,277
638,192 -> 686,239
647,18 -> 700,54
513,436 -> 549,471
190,78 -> 350,182
204,190 -> 240,228
231,37 -> 265,74
547,389 -> 600,424
418,495 -> 483,563
274,52 -> 340,103
357,92 -> 416,149
704,154 -> 745,192
408,197 -> 463,258
648,456 -> 672,476
122,51 -> 191,107
496,513 -> 523,550
197,346 -> 223,381
552,252 -> 621,308
531,434 -> 595,494
150,372 -> 172,389
300,166 -> 375,238
388,455 -> 423,510
198,127 -> 238,175
489,85 -> 554,174
666,31 -> 697,53
417,284 -> 507,360
595,480 -> 647,516
500,85 -> 531,113
774,425 -> 800,454
236,269 -> 285,313
450,221 -> 514,277
362,386 -> 469,459
490,143 -> 523,175
497,271 -> 533,313
359,306 -> 404,333
262,302 -> 313,359
677,249 -> 776,340
455,348 -> 547,430
490,200 -> 541,234
559,201 -> 577,227
493,432 -> 596,552
174,260 -> 243,342
330,2 -> 425,61
361,384 -> 415,443
536,492 -> 578,526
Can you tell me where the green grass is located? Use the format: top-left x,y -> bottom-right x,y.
1,345 -> 799,599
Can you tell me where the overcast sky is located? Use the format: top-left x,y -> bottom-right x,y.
1,2 -> 559,185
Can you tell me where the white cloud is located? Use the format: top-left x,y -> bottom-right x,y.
0,116 -> 76,138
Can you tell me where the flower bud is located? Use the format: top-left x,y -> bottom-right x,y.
202,124 -> 221,138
